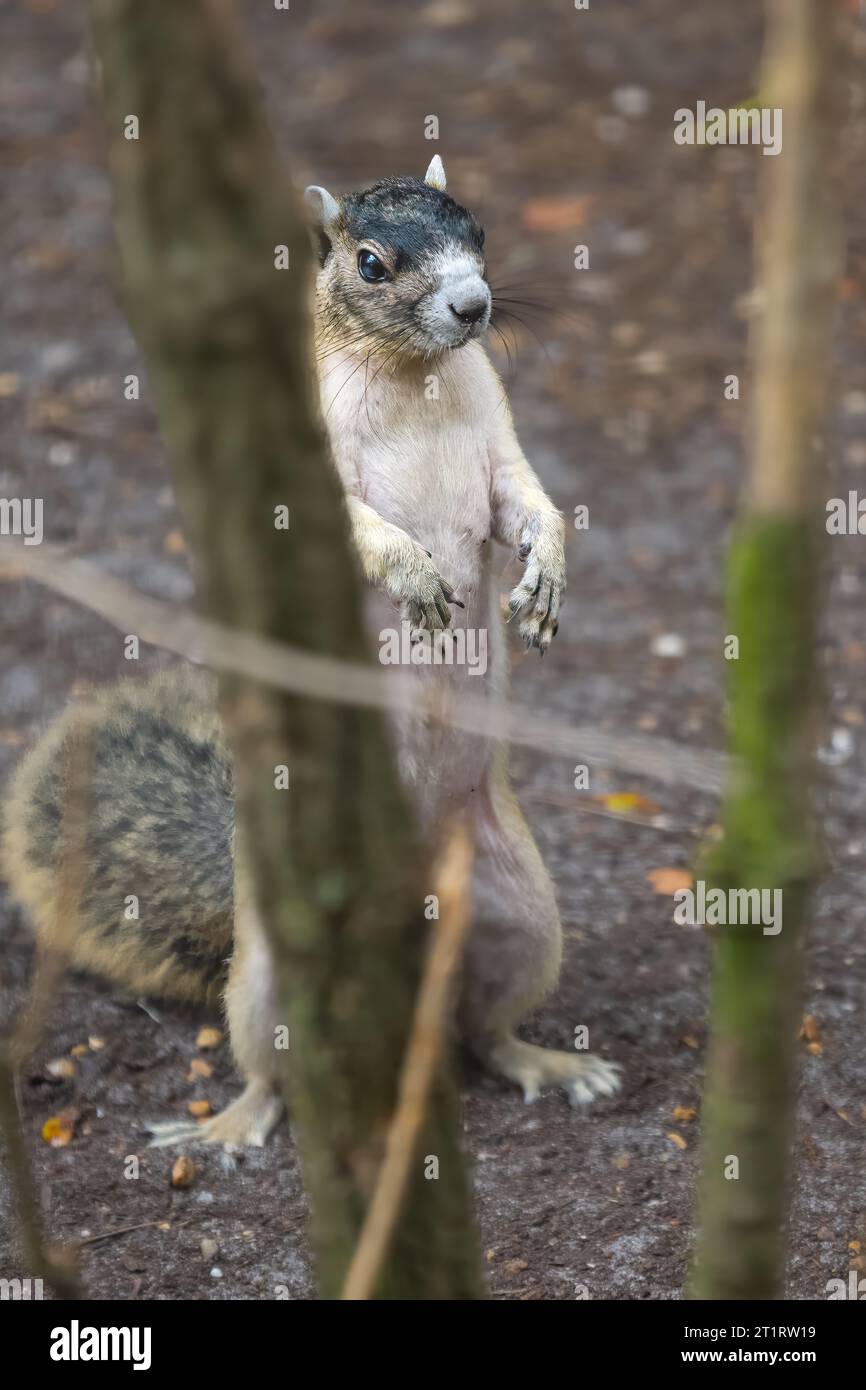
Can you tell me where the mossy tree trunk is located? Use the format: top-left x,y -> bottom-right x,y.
88,0 -> 481,1299
689,0 -> 845,1300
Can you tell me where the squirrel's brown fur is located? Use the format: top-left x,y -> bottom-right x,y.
3,669 -> 232,1012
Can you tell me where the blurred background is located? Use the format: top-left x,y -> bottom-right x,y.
1,0 -> 865,1299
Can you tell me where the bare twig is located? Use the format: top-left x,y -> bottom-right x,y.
0,540 -> 728,794
341,821 -> 474,1301
0,732 -> 91,1301
10,729 -> 93,1066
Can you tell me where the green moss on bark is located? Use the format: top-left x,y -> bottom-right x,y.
689,518 -> 819,1300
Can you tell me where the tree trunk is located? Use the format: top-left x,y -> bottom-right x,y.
689,0 -> 845,1300
88,0 -> 481,1299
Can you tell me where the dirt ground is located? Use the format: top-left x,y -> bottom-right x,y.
1,0 -> 865,1301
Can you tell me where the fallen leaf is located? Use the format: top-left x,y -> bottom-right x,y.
648,867 -> 693,895
594,791 -> 660,816
672,1104 -> 697,1123
849,1240 -> 862,1253
69,1043 -> 89,1059
521,194 -> 594,233
681,1034 -> 700,1050
195,1027 -> 222,1050
41,1109 -> 78,1147
171,1156 -> 196,1188
837,276 -> 862,302
666,1131 -> 687,1151
27,395 -> 76,432
46,1058 -> 76,1080
422,0 -> 472,27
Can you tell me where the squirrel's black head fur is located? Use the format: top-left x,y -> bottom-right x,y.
306,158 -> 492,358
341,176 -> 485,272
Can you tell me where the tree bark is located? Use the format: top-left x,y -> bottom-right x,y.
88,0 -> 481,1299
689,0 -> 845,1300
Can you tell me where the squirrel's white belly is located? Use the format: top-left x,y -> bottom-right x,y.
320,347 -> 509,824
360,424 -> 503,824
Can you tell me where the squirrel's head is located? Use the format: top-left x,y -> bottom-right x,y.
305,157 -> 490,359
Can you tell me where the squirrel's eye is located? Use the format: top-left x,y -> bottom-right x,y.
358,250 -> 388,283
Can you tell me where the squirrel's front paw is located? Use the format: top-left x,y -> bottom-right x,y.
508,524 -> 565,654
389,543 -> 462,632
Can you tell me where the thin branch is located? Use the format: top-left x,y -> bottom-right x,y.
0,540 -> 728,794
341,820 -> 474,1301
0,731 -> 91,1301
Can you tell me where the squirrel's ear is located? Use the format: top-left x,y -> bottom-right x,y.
423,155 -> 446,191
304,185 -> 340,230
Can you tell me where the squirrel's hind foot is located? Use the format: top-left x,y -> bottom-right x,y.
479,1035 -> 621,1107
147,1079 -> 284,1150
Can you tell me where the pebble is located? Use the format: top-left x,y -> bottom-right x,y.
611,85 -> 651,119
839,569 -> 859,594
61,54 -> 90,85
651,633 -> 686,659
614,228 -> 650,258
594,114 -> 627,145
817,729 -> 854,765
611,322 -> 643,348
48,442 -> 78,468
46,1058 -> 76,1080
734,288 -> 765,321
39,342 -> 80,373
633,348 -> 668,376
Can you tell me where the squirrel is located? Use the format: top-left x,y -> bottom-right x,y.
2,157 -> 620,1148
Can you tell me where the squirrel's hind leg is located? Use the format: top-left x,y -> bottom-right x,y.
459,765 -> 621,1106
478,1035 -> 621,1108
147,1077 -> 283,1149
148,887 -> 285,1150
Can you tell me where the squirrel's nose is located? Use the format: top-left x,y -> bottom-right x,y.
449,295 -> 488,325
